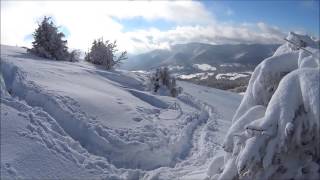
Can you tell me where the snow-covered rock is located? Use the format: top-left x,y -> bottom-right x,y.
209,32 -> 320,180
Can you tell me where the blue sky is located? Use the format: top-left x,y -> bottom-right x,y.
204,0 -> 319,35
118,0 -> 319,35
1,0 -> 319,54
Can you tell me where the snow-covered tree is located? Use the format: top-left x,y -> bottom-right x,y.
208,32 -> 320,180
68,49 -> 81,62
85,38 -> 127,70
28,16 -> 69,60
149,67 -> 182,97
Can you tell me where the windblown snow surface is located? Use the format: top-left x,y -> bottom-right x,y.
1,45 -> 241,179
208,32 -> 320,180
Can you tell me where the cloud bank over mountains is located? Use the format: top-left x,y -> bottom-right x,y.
1,1 -> 288,54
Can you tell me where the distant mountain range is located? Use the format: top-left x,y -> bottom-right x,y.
121,43 -> 280,92
121,43 -> 280,71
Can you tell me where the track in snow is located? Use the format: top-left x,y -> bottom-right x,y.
1,45 -> 237,179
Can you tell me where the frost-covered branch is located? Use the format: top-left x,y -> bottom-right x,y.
208,32 -> 320,180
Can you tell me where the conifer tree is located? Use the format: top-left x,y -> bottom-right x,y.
29,16 -> 69,60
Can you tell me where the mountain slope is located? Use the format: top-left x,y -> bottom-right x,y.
1,45 -> 241,179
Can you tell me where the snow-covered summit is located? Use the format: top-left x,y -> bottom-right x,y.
208,32 -> 320,179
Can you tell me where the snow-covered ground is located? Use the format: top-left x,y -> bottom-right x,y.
1,45 -> 241,179
168,65 -> 184,71
3,32 -> 317,180
215,72 -> 251,81
192,64 -> 217,71
219,63 -> 242,67
178,72 -> 215,80
177,64 -> 217,80
178,71 -> 252,81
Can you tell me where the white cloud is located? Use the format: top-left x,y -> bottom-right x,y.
257,22 -> 285,38
1,1 -> 286,54
102,1 -> 215,25
1,1 -> 214,52
123,23 -> 286,53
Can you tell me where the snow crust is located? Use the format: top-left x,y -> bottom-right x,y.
209,32 -> 320,179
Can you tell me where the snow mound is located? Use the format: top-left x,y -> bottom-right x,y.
209,32 -> 320,179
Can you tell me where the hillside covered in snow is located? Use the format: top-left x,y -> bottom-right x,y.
1,32 -> 319,180
1,45 -> 241,179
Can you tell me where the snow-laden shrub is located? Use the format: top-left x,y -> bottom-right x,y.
148,67 -> 182,97
68,49 -> 81,62
28,16 -> 70,61
209,32 -> 320,180
85,38 -> 127,70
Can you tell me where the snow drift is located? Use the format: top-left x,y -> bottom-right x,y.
208,32 -> 320,179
